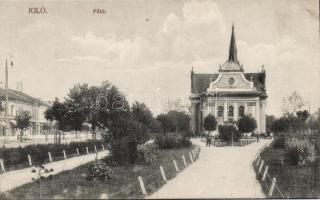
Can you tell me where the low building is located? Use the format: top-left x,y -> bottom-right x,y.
190,25 -> 267,135
0,88 -> 51,136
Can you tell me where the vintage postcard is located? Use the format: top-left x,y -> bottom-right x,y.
0,0 -> 319,199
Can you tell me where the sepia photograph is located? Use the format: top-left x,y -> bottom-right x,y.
0,0 -> 319,199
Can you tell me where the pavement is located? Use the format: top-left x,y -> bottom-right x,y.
0,150 -> 108,192
149,138 -> 271,198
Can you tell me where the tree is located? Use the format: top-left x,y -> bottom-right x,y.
44,98 -> 70,144
266,115 -> 276,134
157,114 -> 175,133
15,110 -> 32,141
203,114 -> 217,133
107,114 -> 149,164
237,115 -> 257,133
271,116 -> 290,133
166,110 -> 190,133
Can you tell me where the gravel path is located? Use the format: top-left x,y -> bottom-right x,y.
149,139 -> 270,198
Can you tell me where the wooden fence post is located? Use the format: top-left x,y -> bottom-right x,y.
48,152 -> 53,162
138,176 -> 147,195
261,166 -> 269,181
173,160 -> 179,172
160,166 -> 167,182
182,155 -> 187,167
102,144 -> 105,151
268,178 -> 276,197
63,150 -> 67,159
94,145 -> 97,153
192,150 -> 195,159
76,148 -> 80,155
86,147 -> 89,154
0,159 -> 5,173
28,154 -> 32,166
189,152 -> 194,163
258,160 -> 264,174
256,156 -> 261,167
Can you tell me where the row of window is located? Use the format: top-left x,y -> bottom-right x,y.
217,105 -> 245,117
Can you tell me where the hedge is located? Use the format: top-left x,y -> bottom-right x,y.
0,140 -> 104,172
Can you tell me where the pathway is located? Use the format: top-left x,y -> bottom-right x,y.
149,139 -> 270,198
0,150 -> 108,192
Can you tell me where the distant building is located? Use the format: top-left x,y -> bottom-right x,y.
190,25 -> 267,135
0,88 -> 51,136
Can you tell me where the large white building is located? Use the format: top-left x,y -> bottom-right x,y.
0,87 -> 51,136
190,25 -> 267,135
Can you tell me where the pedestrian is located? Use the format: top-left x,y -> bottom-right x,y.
256,133 -> 260,143
206,132 -> 209,147
208,135 -> 212,147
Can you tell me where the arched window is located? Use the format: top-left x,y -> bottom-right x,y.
218,106 -> 224,117
228,106 -> 234,117
239,105 -> 245,117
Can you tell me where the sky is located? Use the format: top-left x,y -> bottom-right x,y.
0,0 -> 319,117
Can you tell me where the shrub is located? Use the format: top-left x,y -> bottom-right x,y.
272,135 -> 285,149
86,160 -> 113,181
237,115 -> 257,133
218,125 -> 241,142
286,141 -> 313,165
155,133 -> 192,149
136,143 -> 157,164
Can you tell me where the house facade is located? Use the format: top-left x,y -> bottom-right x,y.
0,88 -> 51,136
190,25 -> 267,135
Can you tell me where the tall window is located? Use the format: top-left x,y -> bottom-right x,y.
218,106 -> 224,117
228,106 -> 234,117
10,105 -> 14,115
239,105 -> 245,117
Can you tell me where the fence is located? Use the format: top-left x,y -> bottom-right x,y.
98,146 -> 201,199
0,144 -> 106,174
201,138 -> 256,147
253,140 -> 286,198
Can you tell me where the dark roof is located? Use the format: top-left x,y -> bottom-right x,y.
191,72 -> 267,97
0,88 -> 51,107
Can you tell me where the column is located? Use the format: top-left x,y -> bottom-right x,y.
256,100 -> 260,134
214,102 -> 218,117
244,102 -> 248,115
260,100 -> 266,133
234,102 -> 238,121
190,95 -> 201,135
223,101 -> 228,122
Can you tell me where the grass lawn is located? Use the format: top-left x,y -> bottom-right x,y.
258,141 -> 320,198
2,145 -> 198,199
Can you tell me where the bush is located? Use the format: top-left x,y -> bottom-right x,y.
237,115 -> 257,133
272,135 -> 285,149
218,125 -> 241,142
286,141 -> 313,165
136,143 -> 157,164
86,160 -> 113,181
155,133 -> 192,149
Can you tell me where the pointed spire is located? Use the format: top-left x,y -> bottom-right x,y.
228,23 -> 238,63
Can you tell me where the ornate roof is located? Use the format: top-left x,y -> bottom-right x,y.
191,72 -> 266,97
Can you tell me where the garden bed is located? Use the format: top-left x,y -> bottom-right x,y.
256,139 -> 320,198
1,145 -> 198,199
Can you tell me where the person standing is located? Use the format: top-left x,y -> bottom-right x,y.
256,133 -> 260,143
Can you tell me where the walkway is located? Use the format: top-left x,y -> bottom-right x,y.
149,139 -> 271,198
0,150 -> 108,192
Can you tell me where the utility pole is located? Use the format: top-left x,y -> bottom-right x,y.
4,59 -> 9,143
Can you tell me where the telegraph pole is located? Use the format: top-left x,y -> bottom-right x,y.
4,59 -> 9,143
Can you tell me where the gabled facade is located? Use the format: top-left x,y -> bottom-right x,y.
190,25 -> 267,135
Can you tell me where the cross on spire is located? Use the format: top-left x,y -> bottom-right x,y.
228,23 -> 238,63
